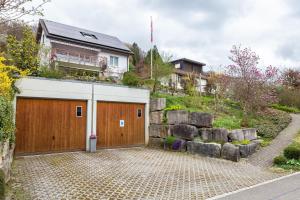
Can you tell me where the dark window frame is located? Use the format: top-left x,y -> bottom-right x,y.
137,108 -> 142,118
76,106 -> 83,117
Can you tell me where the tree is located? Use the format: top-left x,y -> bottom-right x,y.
182,72 -> 198,96
282,68 -> 300,88
226,45 -> 279,119
6,27 -> 40,73
129,42 -> 143,67
0,0 -> 50,24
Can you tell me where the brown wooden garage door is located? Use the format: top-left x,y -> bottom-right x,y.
15,98 -> 87,154
97,102 -> 145,148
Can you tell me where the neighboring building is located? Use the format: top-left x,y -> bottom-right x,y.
170,58 -> 208,92
36,19 -> 132,78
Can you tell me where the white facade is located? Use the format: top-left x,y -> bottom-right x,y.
15,77 -> 150,151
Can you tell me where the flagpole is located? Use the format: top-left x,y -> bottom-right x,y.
150,16 -> 153,79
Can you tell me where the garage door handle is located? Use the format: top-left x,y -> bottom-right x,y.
52,136 -> 55,140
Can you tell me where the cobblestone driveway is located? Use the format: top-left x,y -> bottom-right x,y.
12,148 -> 280,200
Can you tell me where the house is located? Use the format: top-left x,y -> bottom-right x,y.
170,58 -> 208,92
36,19 -> 132,78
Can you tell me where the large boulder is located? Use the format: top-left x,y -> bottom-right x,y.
221,143 -> 240,162
150,98 -> 166,111
243,128 -> 257,141
212,128 -> 229,143
167,110 -> 189,124
199,128 -> 213,141
148,137 -> 164,148
170,124 -> 199,140
188,112 -> 213,128
238,142 -> 260,158
187,141 -> 221,158
150,111 -> 164,124
228,129 -> 244,142
149,125 -> 171,138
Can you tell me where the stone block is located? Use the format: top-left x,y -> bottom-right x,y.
188,112 -> 213,128
199,128 -> 213,141
170,124 -> 199,140
150,111 -> 164,124
243,128 -> 257,141
148,137 -> 164,148
212,128 -> 229,143
238,142 -> 260,158
228,129 -> 244,142
167,110 -> 189,124
187,141 -> 221,158
221,143 -> 240,162
149,125 -> 170,138
150,98 -> 166,111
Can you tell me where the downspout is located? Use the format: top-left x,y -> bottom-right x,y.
91,83 -> 94,135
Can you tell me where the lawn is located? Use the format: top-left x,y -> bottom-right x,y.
152,93 -> 291,144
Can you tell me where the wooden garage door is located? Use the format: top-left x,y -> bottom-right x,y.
15,98 -> 87,154
97,102 -> 145,148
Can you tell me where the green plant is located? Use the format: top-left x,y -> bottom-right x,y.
213,116 -> 242,130
165,136 -> 176,145
38,67 -> 65,79
284,145 -> 300,160
164,105 -> 183,111
273,155 -> 287,165
260,139 -> 272,147
231,139 -> 250,145
122,71 -> 143,87
272,104 -> 300,113
0,97 -> 15,143
0,170 -> 5,200
286,159 -> 300,166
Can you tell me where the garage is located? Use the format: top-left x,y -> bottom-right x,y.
97,102 -> 145,148
15,98 -> 87,154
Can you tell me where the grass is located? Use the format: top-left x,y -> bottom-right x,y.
232,139 -> 250,145
274,131 -> 300,171
272,104 -> 300,113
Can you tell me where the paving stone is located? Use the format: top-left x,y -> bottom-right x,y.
11,148 -> 280,200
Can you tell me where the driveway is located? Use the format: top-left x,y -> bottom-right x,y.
11,148 -> 280,200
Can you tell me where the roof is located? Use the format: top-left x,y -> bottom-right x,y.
37,19 -> 132,54
171,58 -> 206,66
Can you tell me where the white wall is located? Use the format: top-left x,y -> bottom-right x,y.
99,50 -> 128,77
39,30 -> 52,67
15,77 -> 150,150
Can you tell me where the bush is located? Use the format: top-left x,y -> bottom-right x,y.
284,145 -> 300,160
122,71 -> 143,87
272,104 -> 300,113
232,139 -> 250,145
165,136 -> 176,145
38,67 -> 64,79
273,155 -> 287,165
277,87 -> 300,109
0,97 -> 15,143
0,170 -> 5,200
164,105 -> 183,111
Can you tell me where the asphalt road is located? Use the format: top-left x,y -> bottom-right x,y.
213,172 -> 300,200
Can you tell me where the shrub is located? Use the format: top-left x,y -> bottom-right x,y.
284,145 -> 300,160
164,105 -> 183,111
0,170 -> 5,200
172,140 -> 183,150
286,159 -> 300,166
0,97 -> 15,143
272,104 -> 300,113
213,116 -> 242,130
122,71 -> 143,87
232,139 -> 250,145
273,155 -> 287,165
38,67 -> 64,79
277,87 -> 300,109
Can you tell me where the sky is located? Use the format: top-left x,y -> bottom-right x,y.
26,0 -> 300,71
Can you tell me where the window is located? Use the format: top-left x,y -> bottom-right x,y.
137,108 -> 142,118
76,106 -> 82,117
175,63 -> 180,69
110,56 -> 119,67
80,31 -> 97,40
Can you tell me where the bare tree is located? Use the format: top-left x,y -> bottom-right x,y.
0,0 -> 50,24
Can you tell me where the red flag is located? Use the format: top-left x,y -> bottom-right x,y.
150,16 -> 153,43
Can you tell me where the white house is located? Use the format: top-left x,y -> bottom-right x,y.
36,19 -> 132,78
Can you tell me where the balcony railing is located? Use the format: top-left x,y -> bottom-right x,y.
52,48 -> 99,67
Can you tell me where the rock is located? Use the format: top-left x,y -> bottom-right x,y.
212,128 -> 229,143
170,124 -> 199,140
238,142 -> 260,158
148,137 -> 164,148
243,128 -> 257,141
221,143 -> 240,162
199,128 -> 213,141
167,110 -> 189,124
149,125 -> 170,138
228,129 -> 244,142
187,141 -> 221,158
150,98 -> 166,111
150,111 -> 164,124
188,112 -> 213,128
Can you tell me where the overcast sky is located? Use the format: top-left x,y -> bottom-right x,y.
27,0 -> 300,71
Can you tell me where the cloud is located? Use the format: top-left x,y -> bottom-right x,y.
26,0 -> 300,70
